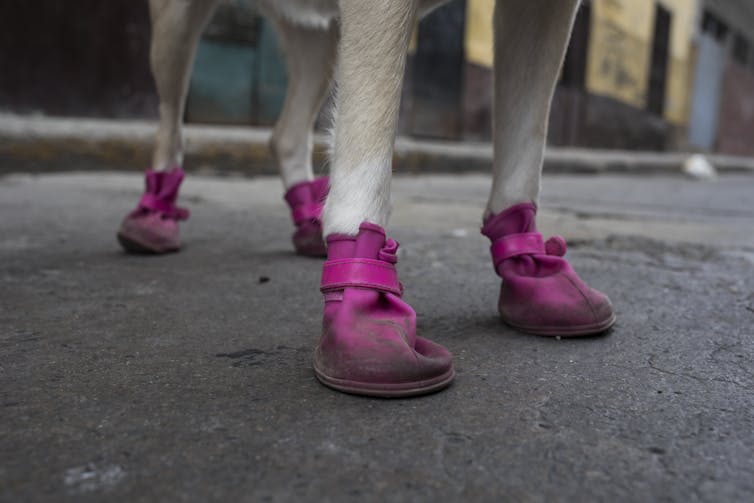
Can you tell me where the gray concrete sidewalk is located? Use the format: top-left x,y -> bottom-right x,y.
3,113 -> 754,176
2,170 -> 754,502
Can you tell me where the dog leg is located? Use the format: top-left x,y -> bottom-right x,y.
270,17 -> 337,256
322,0 -> 418,236
480,0 -> 615,337
313,0 -> 454,397
270,18 -> 338,189
149,0 -> 219,171
117,0 -> 218,254
486,0 -> 579,215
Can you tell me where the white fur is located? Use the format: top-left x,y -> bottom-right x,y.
258,0 -> 446,28
322,0 -> 418,235
258,0 -> 337,29
148,0 -> 221,171
147,0 -> 581,236
486,0 -> 579,216
323,157 -> 393,235
324,0 -> 579,234
268,15 -> 337,188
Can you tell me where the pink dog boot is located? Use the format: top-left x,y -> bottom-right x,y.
284,177 -> 328,257
481,203 -> 615,337
314,222 -> 455,397
117,167 -> 189,254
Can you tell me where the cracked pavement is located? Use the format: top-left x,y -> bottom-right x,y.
1,171 -> 754,502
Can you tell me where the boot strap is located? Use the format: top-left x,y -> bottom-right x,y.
490,232 -> 545,269
138,193 -> 190,220
285,177 -> 328,225
321,258 -> 402,296
291,203 -> 323,225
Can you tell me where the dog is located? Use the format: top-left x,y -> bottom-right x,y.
118,0 -> 614,397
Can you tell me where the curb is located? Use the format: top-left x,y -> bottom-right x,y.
2,114 -> 753,176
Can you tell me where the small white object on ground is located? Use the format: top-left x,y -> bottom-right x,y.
682,154 -> 718,180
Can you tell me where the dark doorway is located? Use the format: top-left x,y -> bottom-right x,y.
409,0 -> 467,139
561,0 -> 591,89
647,3 -> 672,116
0,0 -> 155,118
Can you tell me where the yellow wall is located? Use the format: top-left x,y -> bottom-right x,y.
461,0 -> 696,125
464,0 -> 495,68
586,0 -> 655,109
659,0 -> 696,125
586,0 -> 696,125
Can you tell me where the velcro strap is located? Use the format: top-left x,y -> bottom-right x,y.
490,232 -> 545,269
320,258 -> 401,296
138,194 -> 190,220
291,203 -> 323,225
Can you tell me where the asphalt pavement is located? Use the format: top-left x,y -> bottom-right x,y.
2,170 -> 753,502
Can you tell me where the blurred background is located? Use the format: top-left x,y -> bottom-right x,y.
1,0 -> 752,155
3,3 -> 754,499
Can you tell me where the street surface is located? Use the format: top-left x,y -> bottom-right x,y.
2,171 -> 753,501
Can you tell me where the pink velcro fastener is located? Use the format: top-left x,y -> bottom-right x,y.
490,232 -> 545,269
320,258 -> 401,296
545,235 -> 567,257
138,193 -> 190,220
139,193 -> 173,213
291,203 -> 323,225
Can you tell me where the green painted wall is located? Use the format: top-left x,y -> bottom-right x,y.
186,40 -> 256,124
254,19 -> 288,125
186,5 -> 288,125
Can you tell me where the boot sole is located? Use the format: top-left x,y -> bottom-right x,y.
503,312 -> 616,337
117,232 -> 178,255
313,366 -> 455,398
